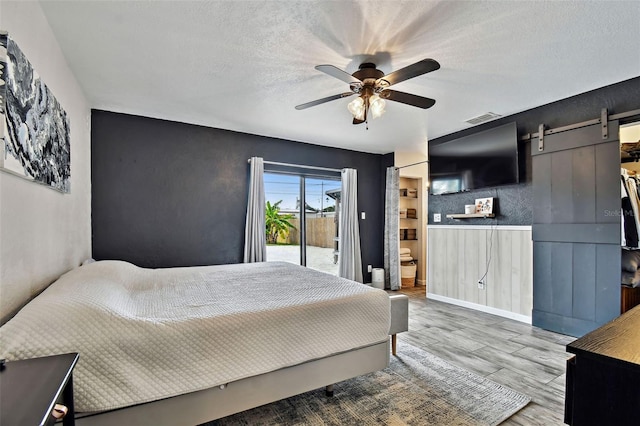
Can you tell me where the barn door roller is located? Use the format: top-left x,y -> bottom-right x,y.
601,108 -> 608,140
538,124 -> 545,152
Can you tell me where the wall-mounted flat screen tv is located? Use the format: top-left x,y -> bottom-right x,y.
428,122 -> 518,195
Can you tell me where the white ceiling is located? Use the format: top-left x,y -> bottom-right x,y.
39,0 -> 640,154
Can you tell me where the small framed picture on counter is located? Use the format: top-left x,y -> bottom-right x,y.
475,197 -> 494,214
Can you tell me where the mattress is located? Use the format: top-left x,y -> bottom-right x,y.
0,261 -> 390,412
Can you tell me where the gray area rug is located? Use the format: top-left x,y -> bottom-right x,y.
207,343 -> 530,425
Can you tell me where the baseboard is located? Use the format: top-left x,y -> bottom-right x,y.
416,279 -> 426,286
426,293 -> 532,324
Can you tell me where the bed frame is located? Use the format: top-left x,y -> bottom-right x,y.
75,294 -> 409,425
75,340 -> 389,426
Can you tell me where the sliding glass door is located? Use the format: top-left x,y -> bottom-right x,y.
304,177 -> 341,274
264,172 -> 340,275
264,173 -> 301,265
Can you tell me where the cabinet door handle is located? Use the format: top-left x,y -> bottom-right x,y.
52,404 -> 68,419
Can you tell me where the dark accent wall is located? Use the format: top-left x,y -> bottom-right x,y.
428,76 -> 640,226
91,110 -> 393,281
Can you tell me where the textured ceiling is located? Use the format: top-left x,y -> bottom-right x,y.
39,0 -> 640,154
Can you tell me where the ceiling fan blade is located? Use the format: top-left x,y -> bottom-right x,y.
315,65 -> 362,85
295,92 -> 355,110
378,59 -> 440,86
381,90 -> 436,109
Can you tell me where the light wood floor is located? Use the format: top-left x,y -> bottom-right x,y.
392,286 -> 575,426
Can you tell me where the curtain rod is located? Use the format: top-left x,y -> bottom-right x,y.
248,158 -> 428,172
396,160 -> 429,169
247,158 -> 342,173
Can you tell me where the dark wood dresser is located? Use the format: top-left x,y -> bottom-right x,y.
0,353 -> 79,426
565,305 -> 640,425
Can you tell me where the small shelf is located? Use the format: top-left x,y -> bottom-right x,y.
446,213 -> 495,219
399,188 -> 418,198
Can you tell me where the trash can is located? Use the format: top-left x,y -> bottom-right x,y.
372,268 -> 385,289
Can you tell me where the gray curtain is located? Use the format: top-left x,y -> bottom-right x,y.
384,167 -> 401,290
243,157 -> 266,262
338,168 -> 363,282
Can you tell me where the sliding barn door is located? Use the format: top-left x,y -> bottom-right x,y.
531,121 -> 620,337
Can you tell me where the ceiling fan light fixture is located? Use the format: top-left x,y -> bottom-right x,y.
297,59 -> 439,126
347,96 -> 366,120
369,94 -> 386,119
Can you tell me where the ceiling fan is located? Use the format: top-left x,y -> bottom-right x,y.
295,59 -> 440,126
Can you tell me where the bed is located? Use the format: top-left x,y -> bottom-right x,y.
0,260 -> 391,425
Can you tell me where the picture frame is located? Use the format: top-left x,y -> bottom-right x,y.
475,197 -> 494,214
0,31 -> 71,193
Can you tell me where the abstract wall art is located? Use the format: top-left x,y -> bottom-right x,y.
0,31 -> 71,193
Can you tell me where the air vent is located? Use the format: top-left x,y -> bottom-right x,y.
465,112 -> 502,125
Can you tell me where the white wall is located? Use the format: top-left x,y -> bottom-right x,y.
0,1 -> 91,322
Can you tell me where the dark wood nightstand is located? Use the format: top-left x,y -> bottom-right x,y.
564,305 -> 640,425
1,353 -> 79,426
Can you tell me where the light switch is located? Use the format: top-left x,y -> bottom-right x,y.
434,213 -> 441,222
361,212 -> 366,220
